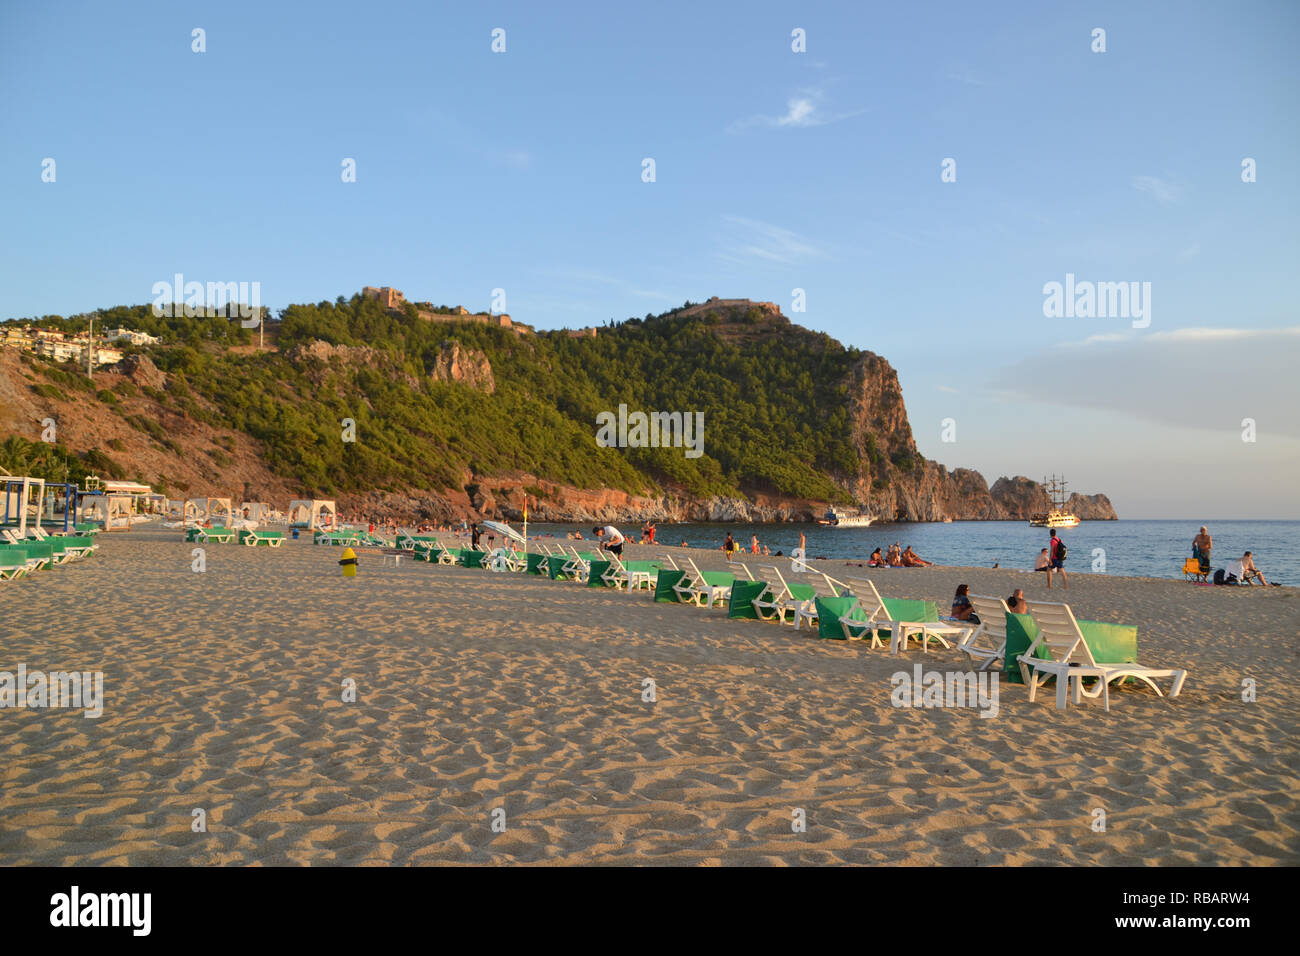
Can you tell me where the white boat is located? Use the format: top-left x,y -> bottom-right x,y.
1028,475 -> 1081,528
818,507 -> 875,528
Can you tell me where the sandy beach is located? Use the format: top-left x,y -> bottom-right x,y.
1,528 -> 1297,866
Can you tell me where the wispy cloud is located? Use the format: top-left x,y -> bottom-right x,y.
716,215 -> 826,266
728,88 -> 864,132
1132,175 -> 1182,204
999,327 -> 1300,437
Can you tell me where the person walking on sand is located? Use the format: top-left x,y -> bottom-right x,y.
1046,530 -> 1067,589
1193,526 -> 1213,575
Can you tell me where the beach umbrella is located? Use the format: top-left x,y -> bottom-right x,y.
481,519 -> 525,544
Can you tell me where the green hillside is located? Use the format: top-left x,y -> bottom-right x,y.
3,296 -> 874,504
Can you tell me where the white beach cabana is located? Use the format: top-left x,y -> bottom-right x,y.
187,496 -> 234,526
288,499 -> 336,530
80,493 -> 136,531
239,501 -> 277,524
2,476 -> 45,536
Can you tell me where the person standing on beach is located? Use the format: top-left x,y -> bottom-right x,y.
593,525 -> 625,557
723,532 -> 738,562
750,534 -> 760,554
1193,526 -> 1213,574
1046,530 -> 1067,589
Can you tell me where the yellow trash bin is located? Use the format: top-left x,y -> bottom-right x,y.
339,547 -> 358,578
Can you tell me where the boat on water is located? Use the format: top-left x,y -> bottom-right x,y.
818,507 -> 875,528
1028,475 -> 1081,529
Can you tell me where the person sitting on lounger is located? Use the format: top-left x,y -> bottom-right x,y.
901,546 -> 932,567
1240,551 -> 1270,586
1006,588 -> 1028,614
950,584 -> 980,623
593,525 -> 625,556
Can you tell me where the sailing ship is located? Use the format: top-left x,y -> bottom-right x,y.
1028,475 -> 1080,528
818,507 -> 875,528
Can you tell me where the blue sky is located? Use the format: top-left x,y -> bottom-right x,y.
2,0 -> 1297,517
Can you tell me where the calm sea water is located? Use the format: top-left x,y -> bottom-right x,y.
523,520 -> 1298,585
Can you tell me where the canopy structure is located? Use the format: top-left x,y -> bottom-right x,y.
166,499 -> 201,521
2,476 -> 46,536
41,482 -> 80,533
239,501 -> 275,524
80,493 -> 136,531
288,499 -> 336,530
187,497 -> 233,526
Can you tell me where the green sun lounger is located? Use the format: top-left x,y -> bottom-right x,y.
238,529 -> 284,547
0,545 -> 30,580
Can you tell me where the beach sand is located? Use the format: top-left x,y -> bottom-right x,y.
1,528 -> 1297,865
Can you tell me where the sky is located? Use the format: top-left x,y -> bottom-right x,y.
1,0 -> 1297,518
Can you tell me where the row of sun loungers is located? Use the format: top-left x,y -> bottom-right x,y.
394,537 -> 1189,713
186,526 -> 286,547
0,524 -> 99,580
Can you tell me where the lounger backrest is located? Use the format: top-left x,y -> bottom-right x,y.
968,596 -> 1011,642
842,577 -> 887,621
1027,602 -> 1095,665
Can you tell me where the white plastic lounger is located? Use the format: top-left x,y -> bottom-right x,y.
958,595 -> 1013,672
1022,602 -> 1188,712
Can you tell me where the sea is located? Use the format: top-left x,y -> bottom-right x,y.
520,519 -> 1298,586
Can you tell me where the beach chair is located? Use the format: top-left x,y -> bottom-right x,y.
956,595 -> 1012,672
751,565 -> 819,626
238,529 -> 284,547
1181,558 -> 1208,583
842,578 -> 968,654
1021,602 -> 1188,712
486,547 -> 525,572
560,546 -> 595,582
669,558 -> 735,607
0,545 -> 30,580
39,527 -> 97,559
811,594 -> 891,646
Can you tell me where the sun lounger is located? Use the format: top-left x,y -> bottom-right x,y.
486,547 -> 525,572
956,595 -> 1013,672
841,577 -> 968,653
0,545 -> 30,580
812,595 -> 890,646
1021,602 -> 1188,711
238,529 -> 284,547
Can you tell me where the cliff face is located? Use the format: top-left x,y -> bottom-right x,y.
837,351 -> 1116,521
